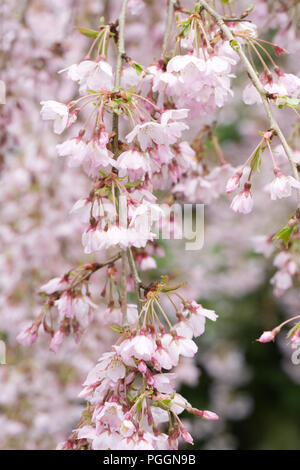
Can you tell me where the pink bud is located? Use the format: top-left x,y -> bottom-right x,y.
264,131 -> 273,140
49,329 -> 64,353
180,427 -> 194,444
201,410 -> 219,420
226,172 -> 242,194
257,329 -> 277,343
291,330 -> 300,344
146,370 -> 155,387
138,360 -> 147,374
274,46 -> 287,58
189,408 -> 219,420
17,322 -> 40,347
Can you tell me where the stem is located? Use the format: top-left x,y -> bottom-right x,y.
128,248 -> 143,313
266,140 -> 278,171
197,0 -> 300,206
162,0 -> 176,59
113,0 -> 129,324
277,315 -> 300,330
211,133 -> 227,164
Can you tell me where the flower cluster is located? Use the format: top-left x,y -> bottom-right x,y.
59,284 -> 218,450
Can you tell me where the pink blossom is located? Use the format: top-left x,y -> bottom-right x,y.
115,149 -> 152,180
126,110 -> 188,151
138,255 -> 157,271
82,225 -> 156,254
153,373 -> 176,393
83,352 -> 126,387
122,333 -> 155,362
17,323 -> 39,347
102,305 -> 123,326
83,137 -> 115,176
265,171 -> 300,200
60,59 -> 113,93
230,185 -> 253,214
153,344 -> 173,370
92,430 -> 122,450
120,420 -> 136,437
174,320 -> 194,339
271,270 -> 293,293
40,100 -> 71,134
39,277 -> 70,295
56,138 -> 87,167
167,55 -> 206,74
96,402 -> 124,431
162,334 -> 198,365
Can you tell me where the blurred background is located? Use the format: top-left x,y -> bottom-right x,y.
1,0 -> 300,450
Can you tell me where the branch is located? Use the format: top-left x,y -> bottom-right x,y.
162,0 -> 176,59
113,0 -> 129,324
197,0 -> 300,206
40,255 -> 121,299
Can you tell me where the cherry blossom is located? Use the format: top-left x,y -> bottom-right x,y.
265,171 -> 300,200
40,100 -> 72,134
230,185 -> 254,214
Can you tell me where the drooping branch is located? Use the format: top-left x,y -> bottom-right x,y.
197,0 -> 300,206
112,0 -> 129,324
39,255 -> 121,299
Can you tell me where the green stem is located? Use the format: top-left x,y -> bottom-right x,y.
128,248 -> 143,312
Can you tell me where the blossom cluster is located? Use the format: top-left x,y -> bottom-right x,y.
6,0 -> 300,451
59,291 -> 218,450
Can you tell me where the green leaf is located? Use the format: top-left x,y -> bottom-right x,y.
250,144 -> 264,173
272,224 -> 293,247
285,97 -> 300,108
78,27 -> 100,39
161,398 -> 172,406
287,323 -> 300,339
132,62 -> 143,76
276,96 -> 300,109
124,180 -> 142,189
110,325 -> 123,333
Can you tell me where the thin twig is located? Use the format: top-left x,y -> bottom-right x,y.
128,248 -> 143,313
